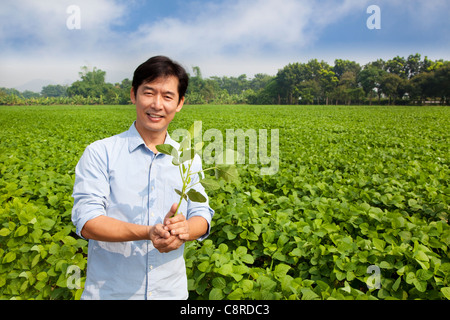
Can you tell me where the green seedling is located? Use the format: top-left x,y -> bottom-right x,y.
156,123 -> 239,216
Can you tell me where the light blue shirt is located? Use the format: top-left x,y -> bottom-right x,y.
71,122 -> 214,300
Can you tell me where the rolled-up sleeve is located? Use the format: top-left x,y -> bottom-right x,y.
72,143 -> 110,238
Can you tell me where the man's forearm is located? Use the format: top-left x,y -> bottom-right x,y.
80,212 -> 208,248
81,215 -> 151,242
186,216 -> 209,241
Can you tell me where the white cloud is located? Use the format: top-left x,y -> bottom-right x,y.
0,0 -> 125,53
128,0 -> 371,58
0,0 -> 448,91
122,0 -> 376,77
0,0 -> 128,88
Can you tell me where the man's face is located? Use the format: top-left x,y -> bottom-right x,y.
131,75 -> 184,139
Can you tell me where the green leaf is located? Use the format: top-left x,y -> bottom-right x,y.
197,261 -> 210,272
175,189 -> 187,201
414,250 -> 429,262
186,188 -> 206,203
257,276 -> 277,292
274,263 -> 291,279
200,178 -> 220,191
209,288 -> 224,300
227,288 -> 244,300
2,251 -> 16,263
405,272 -> 416,284
172,157 -> 181,166
218,263 -> 233,276
36,272 -> 48,281
441,287 -> 450,300
233,264 -> 249,275
251,191 -> 264,204
241,254 -> 255,264
215,165 -> 239,183
235,246 -> 247,256
301,288 -> 320,300
212,277 -> 226,290
416,269 -> 433,281
48,195 -> 59,207
413,279 -> 427,292
14,225 -> 28,237
218,243 -> 228,254
392,276 -> 401,291
230,273 -> 244,282
0,228 -> 11,236
156,144 -> 180,165
62,235 -> 77,246
372,238 -> 386,251
0,277 -> 6,288
20,280 -> 29,293
31,254 -> 40,268
241,279 -> 254,293
155,144 -> 176,156
40,218 -> 56,231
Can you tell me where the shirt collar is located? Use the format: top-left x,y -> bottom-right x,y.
127,122 -> 179,153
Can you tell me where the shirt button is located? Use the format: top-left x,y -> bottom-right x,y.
149,265 -> 153,270
151,212 -> 155,217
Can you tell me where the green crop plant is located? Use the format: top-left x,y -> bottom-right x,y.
156,122 -> 239,216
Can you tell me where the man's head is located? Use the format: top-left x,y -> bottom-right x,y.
131,56 -> 189,146
131,56 -> 189,103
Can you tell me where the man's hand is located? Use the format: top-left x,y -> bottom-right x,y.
149,203 -> 209,252
164,203 -> 190,241
149,204 -> 185,253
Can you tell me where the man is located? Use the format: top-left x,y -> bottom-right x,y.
71,56 -> 214,300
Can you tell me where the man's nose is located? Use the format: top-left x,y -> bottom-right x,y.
152,94 -> 164,109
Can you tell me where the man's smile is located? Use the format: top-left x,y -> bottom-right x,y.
146,112 -> 165,121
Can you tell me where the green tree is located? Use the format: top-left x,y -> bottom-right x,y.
386,56 -> 407,79
357,64 -> 385,104
380,73 -> 402,104
41,85 -> 68,97
276,62 -> 302,104
333,71 -> 358,105
275,59 -> 332,104
249,74 -> 274,92
333,59 -> 361,80
67,66 -> 109,100
319,69 -> 339,105
432,62 -> 450,104
405,53 -> 423,79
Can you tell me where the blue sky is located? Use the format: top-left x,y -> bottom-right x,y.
0,0 -> 449,91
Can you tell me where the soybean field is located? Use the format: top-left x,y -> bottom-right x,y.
0,104 -> 449,300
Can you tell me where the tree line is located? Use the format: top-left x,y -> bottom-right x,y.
1,53 -> 448,106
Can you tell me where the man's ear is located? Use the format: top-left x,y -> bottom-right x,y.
130,87 -> 136,104
176,96 -> 185,112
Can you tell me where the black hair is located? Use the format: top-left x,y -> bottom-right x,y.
132,56 -> 189,102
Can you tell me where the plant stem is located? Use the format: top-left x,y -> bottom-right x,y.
189,166 -> 217,177
173,158 -> 195,216
174,186 -> 185,216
